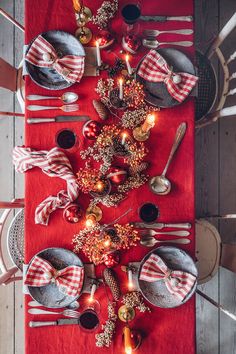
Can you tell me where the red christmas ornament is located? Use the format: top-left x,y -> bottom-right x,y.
107,166 -> 127,185
103,252 -> 120,268
95,30 -> 115,49
122,35 -> 141,54
83,120 -> 102,140
63,203 -> 83,223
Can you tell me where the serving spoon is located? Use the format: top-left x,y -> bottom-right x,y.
26,92 -> 79,104
149,122 -> 187,195
140,237 -> 190,247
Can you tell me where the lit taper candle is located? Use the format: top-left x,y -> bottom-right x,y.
96,40 -> 101,67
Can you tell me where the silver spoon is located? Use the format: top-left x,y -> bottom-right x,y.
140,230 -> 190,237
142,39 -> 193,49
26,92 -> 79,104
149,122 -> 187,195
140,237 -> 190,247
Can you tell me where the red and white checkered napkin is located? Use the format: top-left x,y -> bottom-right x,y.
25,256 -> 84,297
12,146 -> 80,226
25,35 -> 85,83
139,253 -> 196,301
138,49 -> 198,103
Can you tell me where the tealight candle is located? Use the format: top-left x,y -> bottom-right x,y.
89,283 -> 97,302
125,54 -> 132,75
124,326 -> 133,354
119,78 -> 124,100
85,213 -> 96,227
141,113 -> 155,134
121,132 -> 127,145
96,40 -> 101,67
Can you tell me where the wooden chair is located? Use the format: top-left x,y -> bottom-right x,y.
0,199 -> 24,285
195,218 -> 236,321
196,12 -> 236,128
0,8 -> 25,113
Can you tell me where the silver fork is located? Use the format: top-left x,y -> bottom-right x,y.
28,308 -> 80,318
143,29 -> 193,37
27,104 -> 79,112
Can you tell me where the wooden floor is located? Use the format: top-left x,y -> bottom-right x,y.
1,0 -> 236,353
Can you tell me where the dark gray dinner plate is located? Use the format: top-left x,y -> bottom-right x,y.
25,30 -> 85,90
138,246 -> 197,308
27,248 -> 84,308
136,48 -> 196,108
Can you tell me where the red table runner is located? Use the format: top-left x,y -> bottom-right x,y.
24,0 -> 195,353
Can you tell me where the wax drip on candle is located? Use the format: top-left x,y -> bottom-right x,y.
141,113 -> 156,134
119,78 -> 124,100
96,40 -> 101,67
125,54 -> 132,75
89,283 -> 97,302
121,132 -> 127,145
128,269 -> 133,290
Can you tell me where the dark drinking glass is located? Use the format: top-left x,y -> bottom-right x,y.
121,4 -> 141,24
55,129 -> 77,150
79,310 -> 99,331
139,203 -> 159,223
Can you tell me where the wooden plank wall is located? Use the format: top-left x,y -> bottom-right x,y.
0,0 -> 24,353
0,0 -> 236,353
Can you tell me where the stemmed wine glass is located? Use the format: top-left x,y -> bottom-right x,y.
121,2 -> 141,54
121,2 -> 141,35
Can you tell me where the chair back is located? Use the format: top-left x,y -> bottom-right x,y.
0,57 -> 17,92
0,200 -> 24,285
197,12 -> 236,128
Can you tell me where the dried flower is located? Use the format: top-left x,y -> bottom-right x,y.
121,105 -> 160,129
122,291 -> 151,313
73,223 -> 140,265
123,79 -> 145,109
92,0 -> 118,29
95,302 -> 117,347
95,78 -> 115,108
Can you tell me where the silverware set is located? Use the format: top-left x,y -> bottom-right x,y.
27,300 -> 80,321
142,27 -> 193,49
26,92 -> 80,113
132,221 -> 192,247
28,308 -> 80,318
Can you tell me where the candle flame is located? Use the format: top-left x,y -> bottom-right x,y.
88,295 -> 94,302
128,281 -> 134,290
119,78 -> 123,84
147,114 -> 155,124
95,40 -> 100,47
125,54 -> 129,62
125,347 -> 132,354
104,239 -> 111,247
96,181 -> 104,191
85,215 -> 95,228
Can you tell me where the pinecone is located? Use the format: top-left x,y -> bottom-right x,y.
93,99 -> 109,120
103,268 -> 121,301
129,161 -> 149,176
113,137 -> 129,156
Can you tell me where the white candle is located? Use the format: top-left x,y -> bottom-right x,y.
119,78 -> 123,100
128,269 -> 133,290
125,54 -> 132,75
121,132 -> 127,145
96,40 -> 101,67
89,283 -> 97,301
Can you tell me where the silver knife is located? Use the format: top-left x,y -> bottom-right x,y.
131,222 -> 192,229
140,15 -> 193,22
27,115 -> 90,124
29,319 -> 79,327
